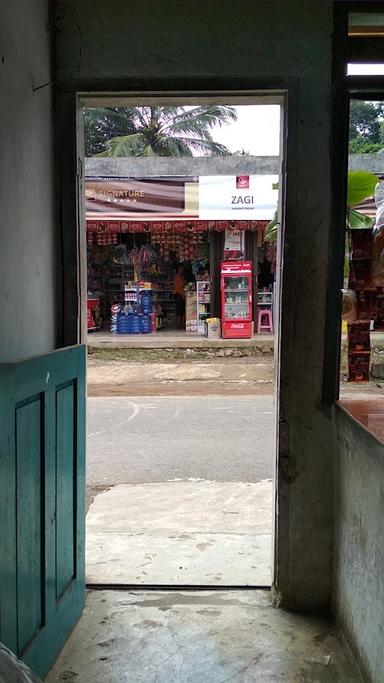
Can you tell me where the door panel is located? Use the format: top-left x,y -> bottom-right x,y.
16,396 -> 45,655
56,383 -> 76,600
0,346 -> 86,678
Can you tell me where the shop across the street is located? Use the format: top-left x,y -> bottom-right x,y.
86,175 -> 277,339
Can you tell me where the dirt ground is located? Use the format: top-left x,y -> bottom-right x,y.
87,349 -> 275,397
87,348 -> 383,397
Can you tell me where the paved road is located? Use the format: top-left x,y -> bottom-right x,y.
87,396 -> 275,493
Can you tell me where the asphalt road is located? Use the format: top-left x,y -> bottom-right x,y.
87,395 -> 275,493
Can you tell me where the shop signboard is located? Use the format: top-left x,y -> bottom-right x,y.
86,175 -> 277,222
199,175 -> 278,220
85,176 -> 199,216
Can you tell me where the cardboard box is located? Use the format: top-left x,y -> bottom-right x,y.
205,317 -> 221,338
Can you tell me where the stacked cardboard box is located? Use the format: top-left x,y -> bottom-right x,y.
185,289 -> 197,333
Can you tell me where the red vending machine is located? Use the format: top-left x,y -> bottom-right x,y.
220,260 -> 253,339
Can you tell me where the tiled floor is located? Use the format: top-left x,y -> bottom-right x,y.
45,590 -> 361,682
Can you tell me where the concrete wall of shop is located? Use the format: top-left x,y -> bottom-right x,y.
54,0 -> 337,611
85,154 -> 383,178
0,0 -> 57,362
334,409 -> 384,683
84,156 -> 281,177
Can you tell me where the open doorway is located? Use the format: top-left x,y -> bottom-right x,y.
80,94 -> 283,587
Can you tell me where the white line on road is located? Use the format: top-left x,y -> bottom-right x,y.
88,400 -> 140,437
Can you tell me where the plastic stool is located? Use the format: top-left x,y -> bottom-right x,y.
257,308 -> 274,333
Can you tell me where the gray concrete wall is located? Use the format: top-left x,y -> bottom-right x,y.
334,408 -> 384,683
84,156 -> 281,177
349,153 -> 384,173
0,0 -> 57,362
55,0 -> 336,610
85,154 -> 383,178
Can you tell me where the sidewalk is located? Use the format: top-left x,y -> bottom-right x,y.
88,330 -> 274,351
86,480 -> 272,586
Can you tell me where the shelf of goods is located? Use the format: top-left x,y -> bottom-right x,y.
88,261 -> 135,327
224,291 -> 249,320
152,282 -> 175,329
197,281 -> 210,334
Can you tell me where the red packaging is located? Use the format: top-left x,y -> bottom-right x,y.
376,294 -> 384,314
349,229 -> 373,259
348,321 -> 370,353
349,259 -> 372,288
355,289 -> 377,321
347,353 -> 370,382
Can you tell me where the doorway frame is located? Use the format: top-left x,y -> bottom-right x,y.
57,76 -> 338,608
74,90 -> 285,588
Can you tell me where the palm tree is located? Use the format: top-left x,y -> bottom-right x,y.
86,105 -> 237,157
84,107 -> 138,156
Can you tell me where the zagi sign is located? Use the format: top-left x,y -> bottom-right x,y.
198,175 -> 278,220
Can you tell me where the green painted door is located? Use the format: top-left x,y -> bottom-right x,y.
0,345 -> 86,677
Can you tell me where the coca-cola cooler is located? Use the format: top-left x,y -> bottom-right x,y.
87,297 -> 100,331
220,260 -> 253,339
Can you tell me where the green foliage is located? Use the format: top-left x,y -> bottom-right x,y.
347,170 -> 377,207
84,108 -> 137,156
347,208 -> 374,230
349,100 -> 384,144
265,170 -> 378,242
86,105 -> 237,158
264,210 -> 279,242
349,136 -> 384,154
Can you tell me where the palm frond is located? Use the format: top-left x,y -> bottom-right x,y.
157,137 -> 194,157
100,133 -> 144,157
171,106 -> 237,129
168,135 -> 231,156
265,210 -> 279,242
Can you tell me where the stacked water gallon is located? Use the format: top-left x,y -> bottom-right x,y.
112,289 -> 153,334
110,304 -> 120,333
139,289 -> 153,334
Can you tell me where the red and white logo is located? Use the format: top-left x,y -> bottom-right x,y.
236,175 -> 250,189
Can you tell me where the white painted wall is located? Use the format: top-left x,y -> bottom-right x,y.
0,0 -> 57,362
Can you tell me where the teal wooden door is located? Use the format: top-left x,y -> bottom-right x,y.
0,345 -> 86,677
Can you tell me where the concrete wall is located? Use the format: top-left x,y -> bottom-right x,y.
54,0 -> 337,610
349,153 -> 384,173
0,0 -> 57,362
85,156 -> 281,177
334,408 -> 384,683
85,154 -> 383,178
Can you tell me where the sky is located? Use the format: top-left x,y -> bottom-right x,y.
206,105 -> 281,157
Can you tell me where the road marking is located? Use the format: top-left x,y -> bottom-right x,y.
169,406 -> 180,420
88,400 -> 140,436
